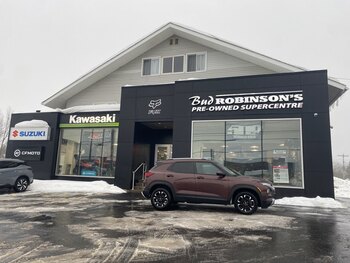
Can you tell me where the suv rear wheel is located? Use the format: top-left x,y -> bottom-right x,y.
234,191 -> 258,215
14,177 -> 29,192
151,187 -> 172,210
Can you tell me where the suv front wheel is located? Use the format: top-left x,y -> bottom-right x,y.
234,191 -> 258,215
151,187 -> 172,210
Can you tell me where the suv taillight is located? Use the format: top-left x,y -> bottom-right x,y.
144,171 -> 154,177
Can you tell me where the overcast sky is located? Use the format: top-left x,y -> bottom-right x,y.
0,0 -> 349,163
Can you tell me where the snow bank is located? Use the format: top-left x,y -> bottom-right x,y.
275,196 -> 343,208
28,180 -> 126,194
57,104 -> 120,114
334,177 -> 350,199
275,177 -> 349,208
15,120 -> 49,127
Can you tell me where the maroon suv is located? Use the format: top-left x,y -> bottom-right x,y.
142,159 -> 275,215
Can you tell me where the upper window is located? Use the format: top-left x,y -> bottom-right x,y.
142,58 -> 160,76
162,56 -> 184,74
187,53 -> 206,72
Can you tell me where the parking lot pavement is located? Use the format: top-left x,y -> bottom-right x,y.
0,190 -> 350,263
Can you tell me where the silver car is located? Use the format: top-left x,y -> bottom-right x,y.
0,159 -> 34,192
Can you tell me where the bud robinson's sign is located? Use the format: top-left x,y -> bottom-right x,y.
189,91 -> 303,113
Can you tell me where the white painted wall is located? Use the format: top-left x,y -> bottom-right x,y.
66,35 -> 274,108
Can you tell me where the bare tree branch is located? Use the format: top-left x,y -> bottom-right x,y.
0,107 -> 12,158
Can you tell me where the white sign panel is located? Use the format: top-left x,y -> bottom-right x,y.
9,127 -> 50,141
273,165 -> 289,183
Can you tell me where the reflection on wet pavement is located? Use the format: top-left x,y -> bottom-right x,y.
0,191 -> 349,262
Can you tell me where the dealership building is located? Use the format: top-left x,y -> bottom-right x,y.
6,23 -> 347,198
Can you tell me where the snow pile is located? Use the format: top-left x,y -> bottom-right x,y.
275,196 -> 343,208
15,120 -> 49,127
28,180 -> 126,194
275,177 -> 349,208
57,104 -> 120,114
334,177 -> 350,199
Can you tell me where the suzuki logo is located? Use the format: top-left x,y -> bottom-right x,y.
149,99 -> 162,109
12,130 -> 19,137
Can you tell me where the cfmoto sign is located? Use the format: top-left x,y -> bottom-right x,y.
12,147 -> 42,161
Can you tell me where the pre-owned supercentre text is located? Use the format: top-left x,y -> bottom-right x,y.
189,91 -> 303,112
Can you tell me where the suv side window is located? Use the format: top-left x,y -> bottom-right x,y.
168,162 -> 195,173
0,161 -> 11,169
8,162 -> 21,168
195,162 -> 222,175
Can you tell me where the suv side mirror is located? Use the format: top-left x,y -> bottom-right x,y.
216,172 -> 226,177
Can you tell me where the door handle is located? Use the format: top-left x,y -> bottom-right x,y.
166,174 -> 174,177
196,176 -> 204,179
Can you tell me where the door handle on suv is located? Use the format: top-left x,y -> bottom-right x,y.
196,176 -> 204,179
166,174 -> 174,177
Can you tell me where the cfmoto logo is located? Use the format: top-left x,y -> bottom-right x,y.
14,149 -> 21,157
12,130 -> 19,137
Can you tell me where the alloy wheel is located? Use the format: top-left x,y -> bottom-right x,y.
15,178 -> 28,192
235,192 -> 258,215
151,189 -> 170,209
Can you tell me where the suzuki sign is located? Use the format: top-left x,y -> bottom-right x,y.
9,127 -> 50,141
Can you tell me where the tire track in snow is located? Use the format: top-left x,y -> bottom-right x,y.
113,238 -> 139,262
88,239 -> 120,263
0,244 -> 45,263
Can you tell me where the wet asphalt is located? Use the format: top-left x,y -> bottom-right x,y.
0,188 -> 349,263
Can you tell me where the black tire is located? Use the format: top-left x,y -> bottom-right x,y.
234,191 -> 258,215
14,177 -> 29,192
150,187 -> 172,210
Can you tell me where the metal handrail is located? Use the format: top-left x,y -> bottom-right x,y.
132,162 -> 146,190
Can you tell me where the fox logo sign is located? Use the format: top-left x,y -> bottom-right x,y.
148,99 -> 162,109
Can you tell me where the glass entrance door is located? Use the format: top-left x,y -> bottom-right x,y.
154,144 -> 173,164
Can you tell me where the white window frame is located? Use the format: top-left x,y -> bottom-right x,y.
190,118 -> 304,189
186,52 -> 207,73
162,55 -> 185,75
141,57 -> 161,76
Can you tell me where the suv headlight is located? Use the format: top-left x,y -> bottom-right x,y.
261,182 -> 274,194
261,182 -> 272,187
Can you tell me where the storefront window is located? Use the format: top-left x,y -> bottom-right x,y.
192,119 -> 303,188
56,128 -> 118,177
262,120 -> 303,187
192,121 -> 225,163
225,121 -> 263,176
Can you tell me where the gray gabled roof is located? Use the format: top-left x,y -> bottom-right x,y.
42,22 -> 347,109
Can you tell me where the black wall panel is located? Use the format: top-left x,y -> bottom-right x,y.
6,112 -> 60,180
117,70 -> 334,197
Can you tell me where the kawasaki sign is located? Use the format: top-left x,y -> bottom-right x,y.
189,91 -> 303,113
59,112 -> 119,128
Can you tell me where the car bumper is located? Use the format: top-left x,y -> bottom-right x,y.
142,188 -> 151,199
261,197 -> 275,208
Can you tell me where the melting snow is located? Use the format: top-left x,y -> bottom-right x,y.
27,179 -> 125,194
19,177 -> 350,209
